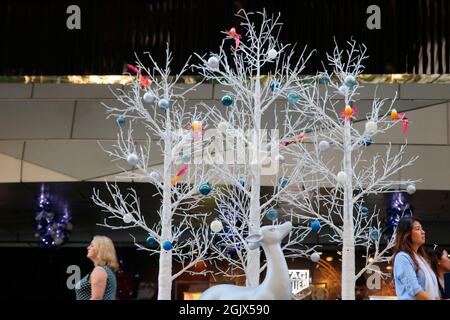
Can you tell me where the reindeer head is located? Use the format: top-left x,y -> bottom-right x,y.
246,221 -> 292,249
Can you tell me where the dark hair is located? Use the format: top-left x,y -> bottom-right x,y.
427,245 -> 447,275
392,216 -> 428,270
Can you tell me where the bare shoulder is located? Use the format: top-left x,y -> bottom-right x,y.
90,266 -> 108,282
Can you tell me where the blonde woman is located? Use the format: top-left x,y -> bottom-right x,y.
75,236 -> 118,300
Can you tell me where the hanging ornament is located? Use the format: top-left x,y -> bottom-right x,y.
172,165 -> 189,186
341,105 -> 357,121
391,109 -> 399,120
162,240 -> 173,251
269,80 -> 281,91
207,56 -> 220,69
191,120 -> 204,141
140,76 -> 151,88
279,176 -> 290,188
360,207 -> 369,216
365,121 -> 378,135
191,121 -> 202,131
287,91 -> 299,104
127,64 -> 152,88
361,136 -> 373,147
127,153 -> 139,166
116,116 -> 126,128
391,109 -> 409,133
123,213 -> 134,224
146,236 -> 156,245
158,99 -> 169,111
143,92 -> 156,104
344,75 -> 357,88
266,208 -> 278,221
310,219 -> 321,233
210,220 -> 223,233
181,154 -> 191,164
150,171 -> 161,182
370,229 -> 379,241
337,171 -> 347,184
318,140 -> 330,152
225,27 -> 241,50
310,252 -> 321,263
281,132 -> 305,147
199,183 -> 212,196
238,176 -> 245,187
401,114 -> 409,134
221,95 -> 233,107
406,184 -> 416,195
267,48 -> 278,60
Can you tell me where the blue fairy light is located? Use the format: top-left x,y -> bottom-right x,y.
34,194 -> 72,248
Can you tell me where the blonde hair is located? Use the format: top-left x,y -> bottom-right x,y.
92,236 -> 119,272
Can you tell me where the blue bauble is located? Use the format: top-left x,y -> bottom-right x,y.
199,183 -> 212,196
287,91 -> 299,104
269,80 -> 281,91
370,230 -> 379,241
162,240 -> 173,251
279,176 -> 289,188
221,95 -> 233,107
266,208 -> 278,221
181,154 -> 191,164
361,137 -> 373,147
311,219 -> 321,232
146,236 -> 156,245
360,207 -> 369,215
238,176 -> 245,187
116,116 -> 126,128
344,75 -> 357,88
319,75 -> 330,85
158,99 -> 169,110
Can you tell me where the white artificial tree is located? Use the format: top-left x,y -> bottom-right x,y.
206,173 -> 315,284
193,9 -> 317,287
92,46 -> 216,300
281,39 -> 419,299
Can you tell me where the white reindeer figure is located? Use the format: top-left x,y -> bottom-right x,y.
199,221 -> 292,300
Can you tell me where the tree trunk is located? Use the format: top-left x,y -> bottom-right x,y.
341,120 -> 356,300
246,69 -> 262,287
158,111 -> 173,300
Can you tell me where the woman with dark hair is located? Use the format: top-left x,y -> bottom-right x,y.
392,217 -> 440,300
428,245 -> 450,298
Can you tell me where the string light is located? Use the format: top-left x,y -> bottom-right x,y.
33,193 -> 72,248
